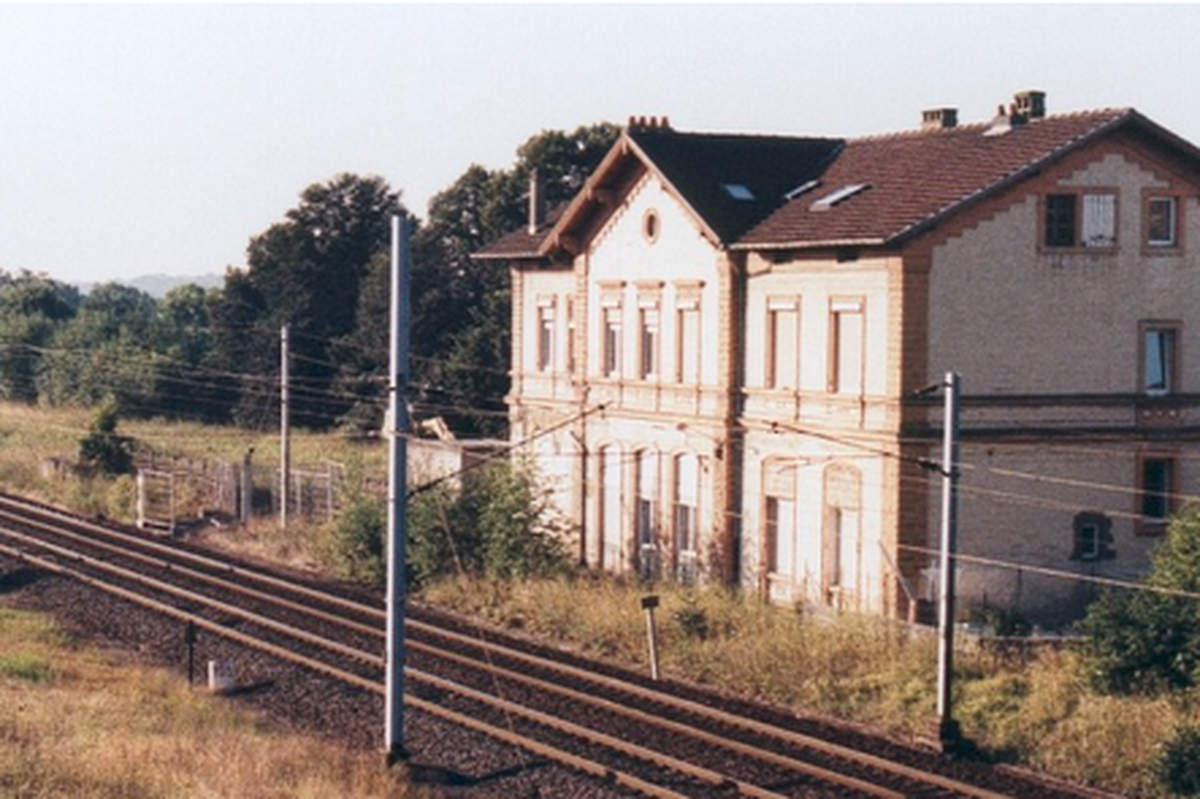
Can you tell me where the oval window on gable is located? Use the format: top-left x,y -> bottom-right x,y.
643,209 -> 660,244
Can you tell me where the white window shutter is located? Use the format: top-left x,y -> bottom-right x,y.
1082,194 -> 1115,247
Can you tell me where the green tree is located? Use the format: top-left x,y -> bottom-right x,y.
339,123 -> 619,438
1077,506 -> 1200,693
36,283 -> 158,410
208,174 -> 410,428
0,271 -> 81,402
148,283 -> 227,421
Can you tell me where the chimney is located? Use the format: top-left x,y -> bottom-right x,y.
527,168 -> 543,235
1013,90 -> 1046,121
626,115 -> 673,131
921,107 -> 958,131
983,104 -> 1011,137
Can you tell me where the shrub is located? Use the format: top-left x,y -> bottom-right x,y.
330,459 -> 570,590
332,494 -> 386,585
77,398 -> 135,475
104,474 -> 137,521
672,594 -> 711,641
407,459 -> 569,588
1157,725 -> 1200,795
1077,507 -> 1200,694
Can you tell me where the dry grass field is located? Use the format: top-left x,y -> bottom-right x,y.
0,606 -> 421,798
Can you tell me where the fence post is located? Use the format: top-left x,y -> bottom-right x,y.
136,471 -> 146,529
241,450 -> 252,524
326,462 -> 335,522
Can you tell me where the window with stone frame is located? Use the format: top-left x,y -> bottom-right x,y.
1138,455 -> 1176,534
602,305 -> 623,378
1044,191 -> 1117,248
1141,322 -> 1179,396
639,307 -> 660,379
536,298 -> 555,372
766,297 -> 799,390
1070,511 -> 1115,561
828,299 -> 864,395
1147,196 -> 1179,247
676,303 -> 701,384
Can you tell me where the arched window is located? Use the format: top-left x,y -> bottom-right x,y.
763,459 -> 797,586
599,446 -> 622,571
822,463 -> 862,607
673,452 -> 699,582
636,449 -> 659,578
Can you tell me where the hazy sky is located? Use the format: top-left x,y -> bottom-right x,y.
3,4 -> 1199,286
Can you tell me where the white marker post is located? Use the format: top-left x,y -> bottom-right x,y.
280,325 -> 290,530
384,215 -> 410,765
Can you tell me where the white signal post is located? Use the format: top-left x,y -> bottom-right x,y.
936,370 -> 961,751
384,214 -> 410,765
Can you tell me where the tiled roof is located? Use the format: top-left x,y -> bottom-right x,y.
627,129 -> 842,243
474,107 -> 1186,260
737,108 -> 1132,248
473,202 -> 567,260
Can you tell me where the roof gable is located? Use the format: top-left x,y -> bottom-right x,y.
625,128 -> 843,243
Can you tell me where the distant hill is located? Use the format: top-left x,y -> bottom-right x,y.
77,272 -> 224,299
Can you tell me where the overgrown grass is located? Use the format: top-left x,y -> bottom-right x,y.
0,400 -> 387,527
0,605 -> 424,798
422,574 -> 1200,797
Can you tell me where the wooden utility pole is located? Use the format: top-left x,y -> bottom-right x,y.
384,215 -> 410,764
937,371 -> 961,751
280,325 -> 290,530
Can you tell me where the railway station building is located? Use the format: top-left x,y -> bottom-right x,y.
473,92 -> 1200,626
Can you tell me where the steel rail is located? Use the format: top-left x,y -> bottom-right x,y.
0,507 -> 383,638
0,494 -> 1016,799
0,513 -> 906,798
407,637 -> 904,799
407,619 -> 1023,799
0,524 -> 829,798
0,524 -> 380,667
0,509 -> 918,796
0,540 -> 693,799
0,493 -> 386,620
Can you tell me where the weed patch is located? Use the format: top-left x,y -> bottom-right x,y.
0,653 -> 53,683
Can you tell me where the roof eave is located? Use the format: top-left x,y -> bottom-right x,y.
536,133 -> 637,258
729,237 -> 886,252
470,250 -> 545,262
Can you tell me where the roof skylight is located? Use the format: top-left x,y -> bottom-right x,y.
811,183 -> 870,211
784,179 -> 820,201
721,183 -> 756,201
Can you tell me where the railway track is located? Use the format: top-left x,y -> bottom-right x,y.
0,491 -> 1116,799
